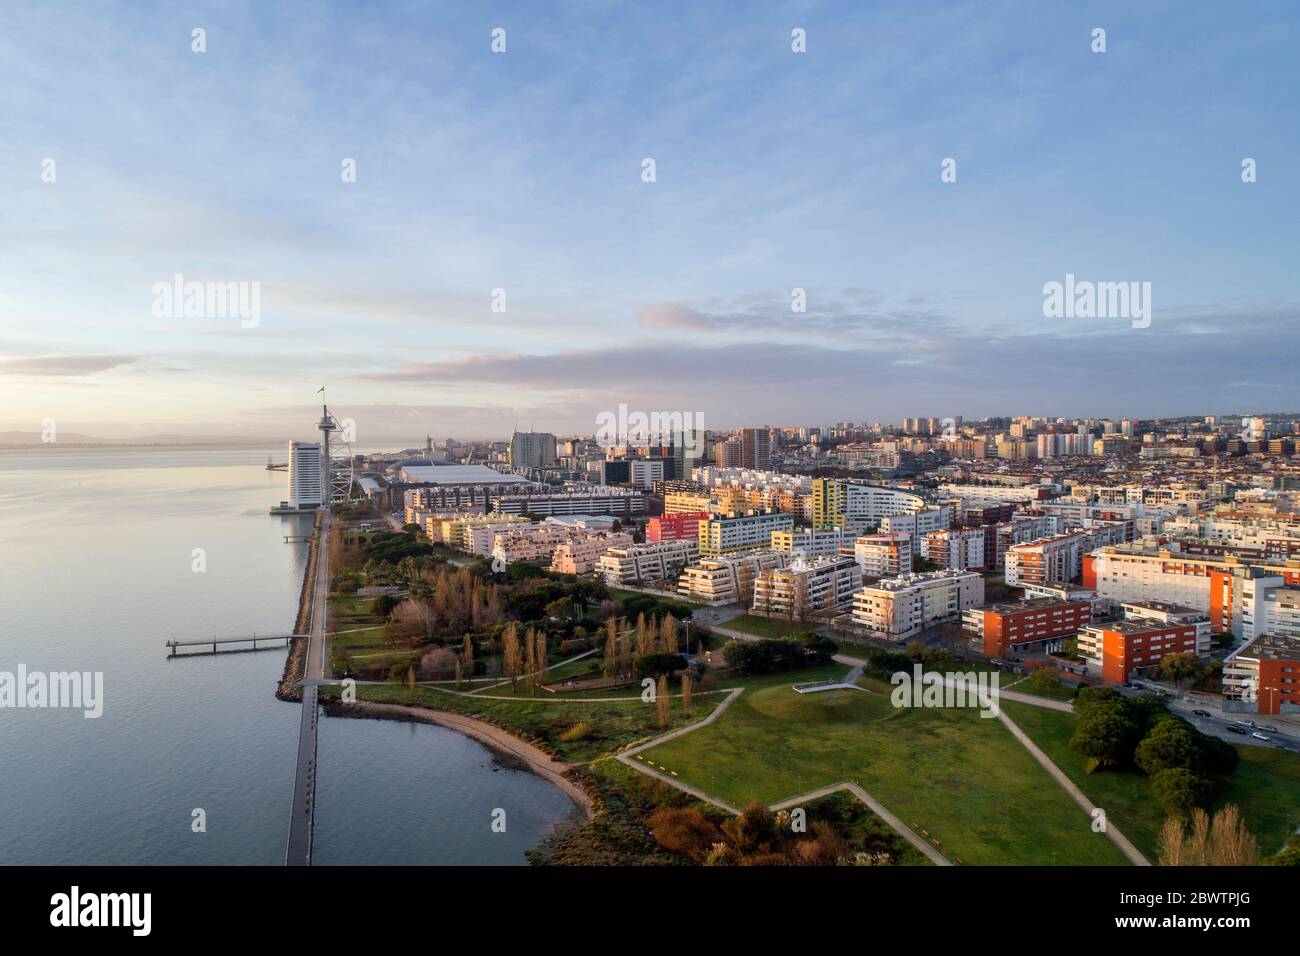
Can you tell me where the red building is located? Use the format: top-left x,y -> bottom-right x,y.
1080,621 -> 1202,684
977,598 -> 1093,658
647,511 -> 710,543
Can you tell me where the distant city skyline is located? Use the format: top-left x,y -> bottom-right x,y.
3,2 -> 1298,439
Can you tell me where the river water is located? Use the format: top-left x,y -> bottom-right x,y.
0,445 -> 575,865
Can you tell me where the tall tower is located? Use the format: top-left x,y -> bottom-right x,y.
316,402 -> 337,505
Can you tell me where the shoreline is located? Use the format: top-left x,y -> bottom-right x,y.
321,698 -> 593,820
275,511 -> 320,702
274,513 -> 595,852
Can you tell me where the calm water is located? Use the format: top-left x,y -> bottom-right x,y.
0,445 -> 575,865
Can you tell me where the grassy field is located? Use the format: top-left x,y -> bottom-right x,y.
719,614 -> 813,639
1002,674 -> 1079,702
1002,701 -> 1300,860
643,674 -> 1130,865
342,680 -> 725,763
329,625 -> 421,675
328,593 -> 388,631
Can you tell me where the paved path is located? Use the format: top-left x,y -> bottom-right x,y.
997,708 -> 1151,866
770,783 -> 952,866
617,674 -> 951,864
285,513 -> 330,866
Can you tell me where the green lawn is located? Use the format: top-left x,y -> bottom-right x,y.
643,675 -> 1130,865
328,593 -> 387,631
336,681 -> 724,763
1003,674 -> 1079,702
1002,701 -> 1300,860
720,614 -> 816,639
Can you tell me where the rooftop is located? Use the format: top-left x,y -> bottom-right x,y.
400,464 -> 534,486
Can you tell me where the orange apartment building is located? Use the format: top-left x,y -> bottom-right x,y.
970,598 -> 1094,658
1078,619 -> 1204,684
1224,634 -> 1300,714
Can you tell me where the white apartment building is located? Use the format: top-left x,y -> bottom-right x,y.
549,532 -> 634,575
938,483 -> 1048,504
878,505 -> 952,555
850,569 -> 985,641
751,556 -> 863,618
854,533 -> 913,579
770,527 -> 849,557
925,527 -> 986,570
699,510 -> 794,557
598,540 -> 699,586
629,459 -> 665,490
813,479 -> 934,534
1004,524 -> 1128,587
421,512 -> 530,550
492,525 -> 586,565
678,551 -> 789,606
493,489 -> 647,517
288,441 -> 323,509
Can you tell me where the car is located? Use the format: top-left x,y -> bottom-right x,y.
1225,725 -> 1248,735
1252,732 -> 1271,741
1235,719 -> 1257,729
1259,725 -> 1280,734
1191,709 -> 1212,718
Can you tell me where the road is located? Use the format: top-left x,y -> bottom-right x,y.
285,512 -> 330,866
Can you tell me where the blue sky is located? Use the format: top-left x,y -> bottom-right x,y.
1,0 -> 1297,442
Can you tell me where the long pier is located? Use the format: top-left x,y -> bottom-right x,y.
285,513 -> 331,866
166,635 -> 303,658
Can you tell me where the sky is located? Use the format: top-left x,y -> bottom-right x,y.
1,0 -> 1297,444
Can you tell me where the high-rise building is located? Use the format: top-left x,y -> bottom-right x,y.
288,441 -> 323,509
509,431 -> 558,469
672,428 -> 705,483
740,428 -> 770,470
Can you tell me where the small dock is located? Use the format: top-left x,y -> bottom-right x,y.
166,635 -> 304,658
284,534 -> 312,543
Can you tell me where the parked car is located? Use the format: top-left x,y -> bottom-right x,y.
1252,732 -> 1271,741
1225,725 -> 1248,735
1191,709 -> 1212,718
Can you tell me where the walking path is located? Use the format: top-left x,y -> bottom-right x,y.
286,512 -> 330,866
618,644 -> 1149,866
997,709 -> 1151,866
770,783 -> 951,866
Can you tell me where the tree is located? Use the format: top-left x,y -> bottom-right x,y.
655,674 -> 670,728
1028,667 -> 1062,695
1150,768 -> 1212,819
636,653 -> 682,680
1134,717 -> 1202,776
460,634 -> 475,677
1069,696 -> 1139,771
1153,651 -> 1200,689
646,808 -> 721,863
1159,806 -> 1260,866
602,618 -> 619,678
1265,834 -> 1300,866
721,802 -> 775,855
681,672 -> 693,716
502,624 -> 521,691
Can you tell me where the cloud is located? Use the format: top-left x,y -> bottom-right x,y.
0,354 -> 141,376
